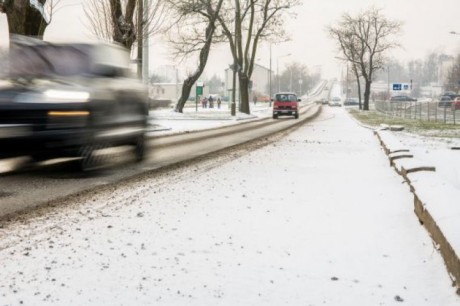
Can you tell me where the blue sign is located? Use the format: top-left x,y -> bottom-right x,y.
393,83 -> 402,91
403,84 -> 409,90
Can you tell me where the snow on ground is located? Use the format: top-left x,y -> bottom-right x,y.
0,107 -> 458,305
391,132 -> 460,190
149,102 -> 271,135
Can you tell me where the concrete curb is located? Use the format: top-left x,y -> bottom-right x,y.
374,129 -> 460,294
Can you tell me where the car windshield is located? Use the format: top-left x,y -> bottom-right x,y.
3,44 -> 93,80
276,94 -> 297,101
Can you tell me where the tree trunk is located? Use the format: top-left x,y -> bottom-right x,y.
109,0 -> 136,49
173,0 -> 223,113
4,0 -> 48,40
356,75 -> 362,110
174,76 -> 196,113
363,79 -> 371,111
238,74 -> 250,114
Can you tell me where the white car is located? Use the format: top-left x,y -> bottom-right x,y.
329,97 -> 342,107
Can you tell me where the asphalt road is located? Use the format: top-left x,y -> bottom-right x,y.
0,103 -> 320,218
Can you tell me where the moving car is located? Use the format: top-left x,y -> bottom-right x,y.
390,95 -> 417,102
343,97 -> 359,106
272,92 -> 300,119
329,96 -> 342,107
0,36 -> 149,171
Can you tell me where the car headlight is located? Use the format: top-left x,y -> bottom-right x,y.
15,90 -> 90,103
44,90 -> 90,102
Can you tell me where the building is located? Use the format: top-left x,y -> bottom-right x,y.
149,82 -> 209,102
224,63 -> 273,101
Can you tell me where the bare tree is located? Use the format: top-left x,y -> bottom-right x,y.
328,8 -> 401,110
446,54 -> 460,92
84,0 -> 168,50
217,0 -> 300,114
277,62 -> 320,96
0,0 -> 60,41
165,0 -> 224,113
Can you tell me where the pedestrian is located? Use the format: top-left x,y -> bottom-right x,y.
253,95 -> 257,105
217,97 -> 221,109
209,95 -> 214,109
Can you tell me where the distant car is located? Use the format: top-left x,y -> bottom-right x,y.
438,94 -> 459,107
258,95 -> 270,102
272,92 -> 300,119
390,95 -> 417,102
329,96 -> 341,107
0,36 -> 148,171
452,97 -> 460,110
343,97 -> 359,106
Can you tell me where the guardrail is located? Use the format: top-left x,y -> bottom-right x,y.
375,100 -> 459,125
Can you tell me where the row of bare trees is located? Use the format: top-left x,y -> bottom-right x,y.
166,0 -> 300,113
446,54 -> 460,93
328,8 -> 401,110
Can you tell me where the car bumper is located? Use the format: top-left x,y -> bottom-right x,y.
0,125 -> 93,158
273,110 -> 297,115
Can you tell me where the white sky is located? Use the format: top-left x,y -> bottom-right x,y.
1,0 -> 460,79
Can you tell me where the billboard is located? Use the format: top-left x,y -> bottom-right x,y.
392,83 -> 410,91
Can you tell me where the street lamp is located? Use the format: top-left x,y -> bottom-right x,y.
277,53 -> 291,92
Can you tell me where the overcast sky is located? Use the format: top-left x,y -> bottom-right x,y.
1,0 -> 460,80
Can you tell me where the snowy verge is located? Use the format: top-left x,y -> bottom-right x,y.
375,129 -> 460,294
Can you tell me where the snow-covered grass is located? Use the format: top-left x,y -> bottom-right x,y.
348,108 -> 460,138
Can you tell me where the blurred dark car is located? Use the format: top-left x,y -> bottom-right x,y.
390,95 -> 417,102
343,97 -> 359,106
0,36 -> 148,170
438,93 -> 459,107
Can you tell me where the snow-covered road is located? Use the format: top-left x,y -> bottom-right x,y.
0,107 -> 458,305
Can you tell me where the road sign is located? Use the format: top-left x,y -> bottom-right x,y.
392,83 -> 411,91
196,82 -> 204,96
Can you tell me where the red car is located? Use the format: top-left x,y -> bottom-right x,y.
452,97 -> 460,110
272,92 -> 300,119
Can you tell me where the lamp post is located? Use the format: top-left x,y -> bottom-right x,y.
277,53 -> 291,92
269,44 -> 272,106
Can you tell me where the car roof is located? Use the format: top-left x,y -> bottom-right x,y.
275,92 -> 297,95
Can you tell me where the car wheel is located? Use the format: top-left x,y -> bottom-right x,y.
273,114 -> 278,119
294,113 -> 299,119
134,134 -> 145,162
78,144 -> 100,171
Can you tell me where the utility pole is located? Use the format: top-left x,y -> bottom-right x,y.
269,44 -> 272,106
